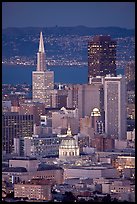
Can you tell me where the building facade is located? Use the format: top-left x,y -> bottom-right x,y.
19,100 -> 45,125
32,32 -> 54,107
88,35 -> 116,81
14,181 -> 52,201
59,126 -> 79,159
2,112 -> 33,154
104,75 -> 126,139
67,83 -> 104,118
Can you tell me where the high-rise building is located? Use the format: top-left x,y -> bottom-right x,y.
125,61 -> 135,84
88,35 -> 116,81
2,112 -> 33,154
104,75 -> 126,140
67,82 -> 104,119
32,32 -> 54,107
19,100 -> 45,125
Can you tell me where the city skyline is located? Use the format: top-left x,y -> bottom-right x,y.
2,2 -> 135,29
2,2 -> 135,202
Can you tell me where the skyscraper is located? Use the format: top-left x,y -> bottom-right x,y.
2,112 -> 33,154
67,82 -> 104,119
104,75 -> 126,140
88,35 -> 116,82
32,32 -> 54,107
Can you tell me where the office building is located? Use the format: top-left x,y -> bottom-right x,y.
67,83 -> 104,118
125,61 -> 135,84
3,164 -> 64,184
104,75 -> 126,139
52,107 -> 79,135
23,134 -> 60,157
14,179 -> 52,201
32,32 -> 54,107
19,100 -> 45,125
2,112 -> 33,154
9,157 -> 39,172
88,35 -> 116,81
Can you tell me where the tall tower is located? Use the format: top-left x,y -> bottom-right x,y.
32,32 -> 54,107
88,35 -> 116,82
37,32 -> 46,71
104,75 -> 126,140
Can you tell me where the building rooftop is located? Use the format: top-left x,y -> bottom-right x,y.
9,157 -> 37,161
37,164 -> 63,171
2,167 -> 27,172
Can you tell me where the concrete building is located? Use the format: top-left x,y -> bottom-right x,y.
88,35 -> 116,81
2,112 -> 33,154
51,89 -> 68,108
9,157 -> 39,172
19,100 -> 45,125
91,107 -> 104,133
64,165 -> 119,179
90,134 -> 115,152
104,75 -> 126,139
67,82 -> 104,118
32,32 -> 54,107
23,134 -> 60,157
3,165 -> 64,185
14,179 -> 52,201
125,61 -> 135,84
127,129 -> 135,141
52,107 -> 79,135
113,155 -> 135,169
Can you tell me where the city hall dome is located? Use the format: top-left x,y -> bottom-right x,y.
60,136 -> 78,149
59,125 -> 79,158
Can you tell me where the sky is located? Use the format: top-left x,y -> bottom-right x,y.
2,2 -> 135,29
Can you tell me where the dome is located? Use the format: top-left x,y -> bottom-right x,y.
60,136 -> 78,149
91,107 -> 101,117
93,108 -> 100,112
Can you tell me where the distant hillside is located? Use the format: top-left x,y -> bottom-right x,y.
2,26 -> 135,63
2,26 -> 135,38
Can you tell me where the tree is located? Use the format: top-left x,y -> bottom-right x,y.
62,191 -> 77,202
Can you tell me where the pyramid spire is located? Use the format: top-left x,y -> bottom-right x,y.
39,32 -> 45,53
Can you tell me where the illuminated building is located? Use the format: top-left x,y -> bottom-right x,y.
14,179 -> 52,201
125,61 -> 135,84
2,112 -> 33,154
19,100 -> 45,125
32,32 -> 54,107
88,35 -> 116,82
113,156 -> 135,170
104,75 -> 126,139
59,125 -> 79,159
91,108 -> 103,133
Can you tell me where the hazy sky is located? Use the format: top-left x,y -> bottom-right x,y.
2,2 -> 135,29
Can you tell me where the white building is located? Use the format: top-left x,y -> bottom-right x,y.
59,125 -> 79,159
23,134 -> 60,157
64,166 -> 119,179
104,75 -> 126,139
32,32 -> 54,107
